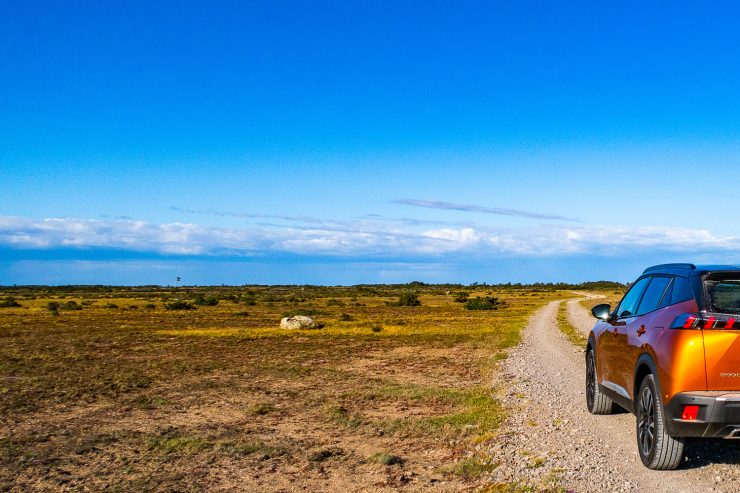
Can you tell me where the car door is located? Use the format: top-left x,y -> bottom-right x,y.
621,276 -> 673,397
600,276 -> 651,396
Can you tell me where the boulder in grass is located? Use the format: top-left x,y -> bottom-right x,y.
280,315 -> 318,330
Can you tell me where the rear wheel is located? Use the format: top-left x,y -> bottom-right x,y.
636,374 -> 685,470
586,348 -> 613,414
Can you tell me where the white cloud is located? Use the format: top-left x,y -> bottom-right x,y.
0,215 -> 739,259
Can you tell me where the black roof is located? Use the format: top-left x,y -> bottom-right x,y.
643,263 -> 740,277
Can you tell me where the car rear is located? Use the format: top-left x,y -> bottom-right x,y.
664,268 -> 740,438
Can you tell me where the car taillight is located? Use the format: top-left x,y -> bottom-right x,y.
671,313 -> 739,330
681,405 -> 699,420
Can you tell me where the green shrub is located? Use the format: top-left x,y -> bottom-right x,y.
368,452 -> 404,466
393,291 -> 421,307
193,294 -> 219,306
104,303 -> 119,309
452,291 -> 469,303
145,303 -> 157,310
338,313 -> 353,321
164,301 -> 196,311
60,301 -> 82,311
0,297 -> 21,308
47,301 -> 60,311
464,296 -> 504,311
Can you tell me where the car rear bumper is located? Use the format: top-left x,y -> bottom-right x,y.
664,391 -> 740,437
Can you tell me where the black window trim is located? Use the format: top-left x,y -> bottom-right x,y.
658,277 -> 675,309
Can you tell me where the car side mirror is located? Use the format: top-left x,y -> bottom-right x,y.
591,303 -> 612,321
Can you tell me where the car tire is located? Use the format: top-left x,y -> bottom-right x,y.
636,374 -> 685,470
586,348 -> 613,414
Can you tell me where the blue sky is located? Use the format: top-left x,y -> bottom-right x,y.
2,1 -> 740,285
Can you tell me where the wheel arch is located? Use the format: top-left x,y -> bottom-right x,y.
586,333 -> 596,356
634,353 -> 660,403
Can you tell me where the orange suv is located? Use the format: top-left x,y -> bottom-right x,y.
587,263 -> 740,469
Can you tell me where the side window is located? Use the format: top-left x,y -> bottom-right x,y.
658,278 -> 675,308
637,276 -> 672,315
671,276 -> 694,304
616,277 -> 651,318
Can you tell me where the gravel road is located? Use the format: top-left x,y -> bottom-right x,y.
488,299 -> 740,492
566,295 -> 600,336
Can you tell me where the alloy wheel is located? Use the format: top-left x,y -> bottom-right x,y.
586,352 -> 596,409
638,386 -> 655,457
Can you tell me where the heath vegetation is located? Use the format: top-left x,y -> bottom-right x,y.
0,282 -> 620,491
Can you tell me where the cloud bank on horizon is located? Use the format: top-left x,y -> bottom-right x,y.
1,210 -> 736,261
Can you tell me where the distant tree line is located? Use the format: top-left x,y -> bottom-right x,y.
0,280 -> 626,301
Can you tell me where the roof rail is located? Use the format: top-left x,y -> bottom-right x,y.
643,263 -> 696,273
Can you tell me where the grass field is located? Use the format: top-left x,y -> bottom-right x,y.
0,284 -> 578,492
578,291 -> 626,316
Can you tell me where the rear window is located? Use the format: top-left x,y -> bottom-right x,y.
705,280 -> 740,314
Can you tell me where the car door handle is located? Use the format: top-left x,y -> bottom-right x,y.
637,325 -> 646,336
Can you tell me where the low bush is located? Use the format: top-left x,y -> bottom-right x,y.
368,452 -> 404,466
193,294 -> 219,306
164,301 -> 196,311
464,296 -> 505,311
60,301 -> 82,311
391,291 -> 421,307
452,292 -> 470,303
0,297 -> 21,308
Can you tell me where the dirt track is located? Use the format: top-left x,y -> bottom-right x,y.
488,298 -> 740,493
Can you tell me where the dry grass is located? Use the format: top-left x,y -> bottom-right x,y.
577,291 -> 625,315
0,285 -> 566,491
556,301 -> 587,346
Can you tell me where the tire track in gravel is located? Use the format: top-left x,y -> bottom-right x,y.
488,300 -> 738,493
566,295 -> 601,337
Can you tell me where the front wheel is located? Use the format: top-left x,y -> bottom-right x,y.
586,348 -> 613,414
636,374 -> 685,470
